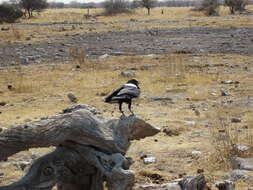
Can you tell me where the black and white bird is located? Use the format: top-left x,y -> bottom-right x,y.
105,79 -> 140,114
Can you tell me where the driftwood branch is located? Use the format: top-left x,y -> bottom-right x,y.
0,104 -> 160,190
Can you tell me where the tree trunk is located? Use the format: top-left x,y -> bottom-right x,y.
147,7 -> 150,15
0,104 -> 160,190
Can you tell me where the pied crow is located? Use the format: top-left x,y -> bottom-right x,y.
105,79 -> 140,114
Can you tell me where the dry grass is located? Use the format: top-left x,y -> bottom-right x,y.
1,53 -> 253,189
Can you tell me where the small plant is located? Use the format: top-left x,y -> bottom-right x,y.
69,47 -> 97,70
210,115 -> 253,169
11,26 -> 22,40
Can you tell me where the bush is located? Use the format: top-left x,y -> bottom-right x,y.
194,0 -> 220,16
103,0 -> 131,15
225,0 -> 249,14
0,4 -> 23,23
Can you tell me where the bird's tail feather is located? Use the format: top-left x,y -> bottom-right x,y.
105,96 -> 112,103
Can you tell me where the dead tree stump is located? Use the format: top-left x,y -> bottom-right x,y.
0,104 -> 160,190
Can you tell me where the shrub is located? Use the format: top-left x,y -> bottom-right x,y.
0,4 -> 23,23
103,0 -> 131,15
194,0 -> 220,16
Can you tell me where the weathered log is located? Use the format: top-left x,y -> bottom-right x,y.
0,104 -> 159,161
0,104 -> 160,190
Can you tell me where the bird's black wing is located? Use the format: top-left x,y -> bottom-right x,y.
117,86 -> 140,98
105,85 -> 124,103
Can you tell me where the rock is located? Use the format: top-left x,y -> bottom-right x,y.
231,117 -> 241,123
163,128 -> 180,136
1,27 -> 10,31
7,84 -> 13,90
221,80 -> 233,84
20,58 -> 29,65
221,89 -> 230,96
14,161 -> 31,171
0,172 -> 3,178
191,150 -> 202,158
233,144 -> 250,153
67,93 -> 78,103
0,102 -> 7,106
99,54 -> 109,59
25,37 -> 31,41
184,121 -> 196,126
143,156 -> 156,164
227,169 -> 253,182
121,70 -> 136,77
221,80 -> 240,85
24,119 -> 31,122
215,180 -> 235,190
231,157 -> 253,171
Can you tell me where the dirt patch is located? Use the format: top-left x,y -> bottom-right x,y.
0,26 -> 253,66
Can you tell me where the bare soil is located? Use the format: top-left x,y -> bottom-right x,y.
1,25 -> 253,66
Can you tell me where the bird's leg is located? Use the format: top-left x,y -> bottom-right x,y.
119,102 -> 124,114
128,100 -> 134,115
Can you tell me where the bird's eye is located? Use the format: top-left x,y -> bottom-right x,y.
43,166 -> 54,176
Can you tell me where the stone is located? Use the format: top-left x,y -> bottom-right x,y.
0,102 -> 7,106
99,54 -> 109,59
20,58 -> 29,65
221,89 -> 230,96
191,150 -> 202,158
227,169 -> 253,182
215,180 -> 235,190
25,37 -> 31,41
7,84 -> 13,90
184,121 -> 196,126
231,117 -> 241,123
1,27 -> 9,31
231,157 -> 253,171
143,156 -> 156,164
163,128 -> 180,136
67,93 -> 78,103
121,70 -> 136,77
233,144 -> 250,153
221,80 -> 233,84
